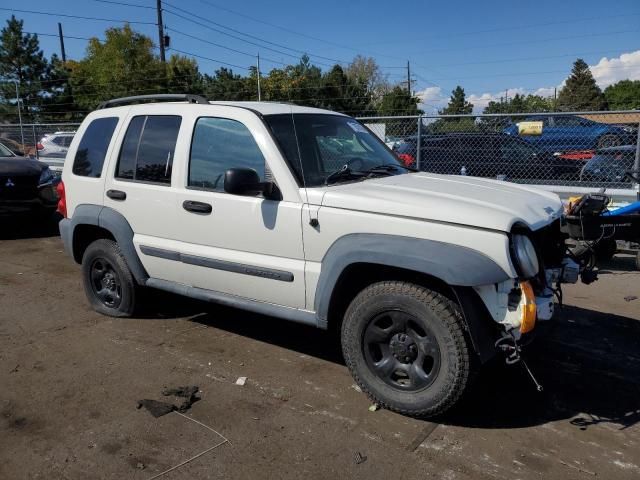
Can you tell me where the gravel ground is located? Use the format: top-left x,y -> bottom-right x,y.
1,219 -> 639,480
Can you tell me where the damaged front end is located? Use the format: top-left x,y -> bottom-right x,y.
469,219 -> 594,385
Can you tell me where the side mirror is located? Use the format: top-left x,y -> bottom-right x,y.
223,168 -> 281,200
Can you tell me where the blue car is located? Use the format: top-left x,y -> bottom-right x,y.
504,115 -> 636,153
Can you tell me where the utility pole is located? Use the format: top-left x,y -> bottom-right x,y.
406,60 -> 411,95
256,53 -> 261,101
13,81 -> 24,151
156,0 -> 166,63
554,87 -> 557,111
58,23 -> 66,62
505,89 -> 508,103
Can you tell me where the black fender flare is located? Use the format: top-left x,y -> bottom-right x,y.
59,204 -> 149,284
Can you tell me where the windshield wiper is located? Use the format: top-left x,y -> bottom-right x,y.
367,163 -> 418,172
324,165 -> 365,185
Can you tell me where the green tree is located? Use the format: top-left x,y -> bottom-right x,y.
70,24 -> 165,110
319,65 -> 372,115
166,54 -> 203,95
203,67 -> 251,101
345,55 -> 388,102
439,86 -> 473,115
0,15 -> 49,121
557,58 -> 607,111
378,85 -> 422,116
603,79 -> 640,110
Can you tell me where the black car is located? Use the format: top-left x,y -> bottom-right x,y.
580,145 -> 637,186
0,142 -> 58,218
394,132 -> 585,181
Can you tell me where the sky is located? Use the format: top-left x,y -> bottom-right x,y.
2,0 -> 640,113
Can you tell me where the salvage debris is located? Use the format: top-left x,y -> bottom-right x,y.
235,376 -> 247,386
137,385 -> 200,417
354,452 -> 367,465
368,404 -> 379,412
624,295 -> 637,302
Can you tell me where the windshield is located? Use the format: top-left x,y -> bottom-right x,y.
264,114 -> 404,186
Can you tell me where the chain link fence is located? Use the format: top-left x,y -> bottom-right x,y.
360,111 -> 640,196
0,122 -> 80,174
2,111 -> 640,196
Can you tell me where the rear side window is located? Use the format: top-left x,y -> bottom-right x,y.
72,117 -> 119,178
116,115 -> 182,184
188,117 -> 265,191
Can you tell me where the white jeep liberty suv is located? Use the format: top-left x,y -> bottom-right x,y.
58,94 -> 580,417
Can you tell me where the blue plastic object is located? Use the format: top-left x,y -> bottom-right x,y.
603,201 -> 640,216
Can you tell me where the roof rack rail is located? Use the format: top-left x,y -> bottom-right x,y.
97,94 -> 209,109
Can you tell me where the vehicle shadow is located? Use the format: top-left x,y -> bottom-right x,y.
0,213 -> 61,240
597,254 -> 637,274
442,304 -> 640,429
186,301 -> 640,430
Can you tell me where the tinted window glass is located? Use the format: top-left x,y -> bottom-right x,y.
52,136 -> 64,146
72,117 -> 119,178
116,115 -> 181,184
189,117 -> 265,191
555,116 -> 584,127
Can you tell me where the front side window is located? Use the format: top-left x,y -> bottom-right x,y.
116,115 -> 181,184
72,117 -> 119,178
188,117 -> 265,191
264,114 -> 403,187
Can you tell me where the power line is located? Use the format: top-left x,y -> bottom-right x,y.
90,0 -> 155,9
0,7 -> 156,25
166,27 -> 288,67
160,2 -> 349,64
24,31 -> 101,42
168,47 -> 250,71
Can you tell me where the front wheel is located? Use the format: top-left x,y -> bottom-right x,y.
81,239 -> 138,317
341,281 -> 474,418
597,134 -> 621,149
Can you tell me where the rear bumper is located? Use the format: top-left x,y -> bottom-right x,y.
0,184 -> 58,216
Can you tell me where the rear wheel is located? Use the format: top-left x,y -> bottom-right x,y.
81,239 -> 138,317
341,281 -> 474,418
597,134 -> 621,148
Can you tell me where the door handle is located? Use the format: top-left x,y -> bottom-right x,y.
106,189 -> 126,201
183,200 -> 212,214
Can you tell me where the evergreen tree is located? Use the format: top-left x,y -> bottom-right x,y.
439,86 -> 473,115
0,15 -> 49,121
557,58 -> 607,111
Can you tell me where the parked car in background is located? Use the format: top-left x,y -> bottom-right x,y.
580,145 -> 637,184
503,115 -> 636,153
394,132 -> 585,181
0,142 -> 58,218
0,138 -> 29,156
37,131 -> 76,158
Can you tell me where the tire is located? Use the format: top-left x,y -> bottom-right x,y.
81,239 -> 138,317
341,281 -> 474,418
597,134 -> 621,149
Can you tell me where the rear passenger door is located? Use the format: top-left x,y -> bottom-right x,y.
103,109 -> 185,284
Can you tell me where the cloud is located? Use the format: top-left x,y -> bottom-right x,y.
415,86 -> 448,113
589,50 -> 640,88
415,49 -> 640,115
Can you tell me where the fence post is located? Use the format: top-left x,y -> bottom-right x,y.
416,115 -> 422,171
635,121 -> 640,201
32,125 -> 38,159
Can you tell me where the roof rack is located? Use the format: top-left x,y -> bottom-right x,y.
97,94 -> 209,109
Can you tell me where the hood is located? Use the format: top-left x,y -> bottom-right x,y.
318,173 -> 563,232
0,157 -> 45,177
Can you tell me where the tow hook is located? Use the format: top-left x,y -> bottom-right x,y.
495,334 -> 544,392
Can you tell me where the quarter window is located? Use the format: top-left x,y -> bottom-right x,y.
116,115 -> 182,184
188,117 -> 265,191
72,117 -> 119,178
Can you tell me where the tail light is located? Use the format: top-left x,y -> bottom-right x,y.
56,180 -> 67,218
397,153 -> 415,167
36,143 -> 44,150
